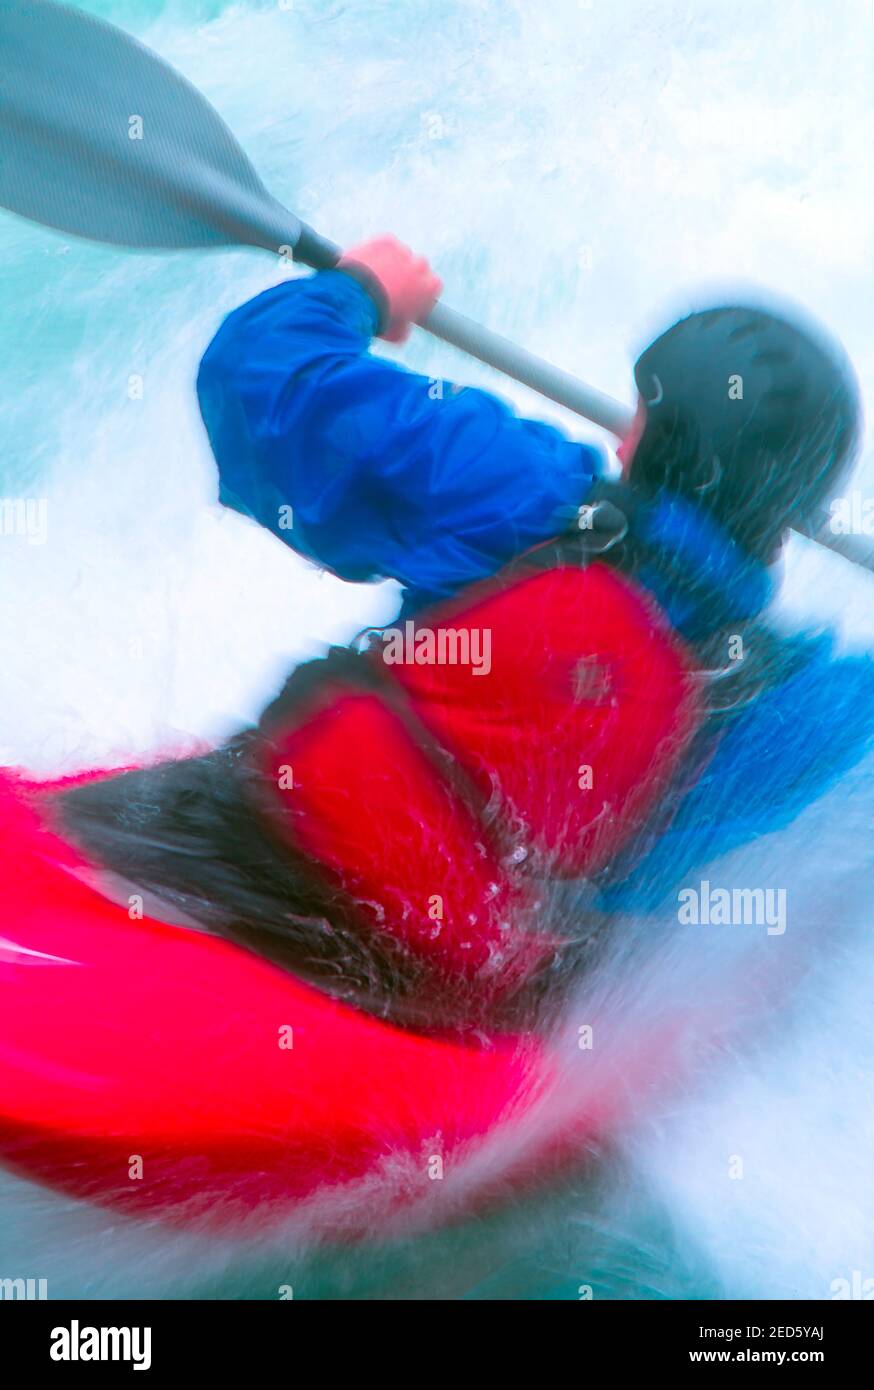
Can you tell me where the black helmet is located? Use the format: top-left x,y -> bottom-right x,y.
629,304 -> 861,558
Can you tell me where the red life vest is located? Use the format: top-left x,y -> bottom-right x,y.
255,550 -> 702,999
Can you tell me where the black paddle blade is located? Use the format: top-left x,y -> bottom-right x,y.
0,0 -> 302,253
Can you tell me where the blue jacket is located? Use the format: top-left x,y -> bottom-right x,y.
197,270 -> 603,611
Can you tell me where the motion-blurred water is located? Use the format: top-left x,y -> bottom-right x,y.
1,0 -> 873,1299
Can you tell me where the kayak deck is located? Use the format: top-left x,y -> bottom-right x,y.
0,774 -> 550,1225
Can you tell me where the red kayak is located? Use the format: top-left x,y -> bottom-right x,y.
0,770 -> 650,1231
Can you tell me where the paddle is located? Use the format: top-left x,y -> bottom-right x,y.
0,0 -> 867,568
0,0 -> 628,433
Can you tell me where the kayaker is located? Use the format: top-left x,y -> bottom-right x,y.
55,238 -> 865,1025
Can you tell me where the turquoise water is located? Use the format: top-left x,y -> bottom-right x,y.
1,0 -> 873,1299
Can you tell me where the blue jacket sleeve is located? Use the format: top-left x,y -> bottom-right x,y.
196,270 -> 603,604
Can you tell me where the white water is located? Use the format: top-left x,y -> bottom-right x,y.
1,0 -> 872,1298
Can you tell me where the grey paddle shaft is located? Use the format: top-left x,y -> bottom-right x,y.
423,303 -> 634,435
807,522 -> 874,572
0,2 -> 864,570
